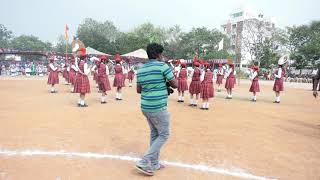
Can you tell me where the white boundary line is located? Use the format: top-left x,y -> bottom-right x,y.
0,149 -> 277,180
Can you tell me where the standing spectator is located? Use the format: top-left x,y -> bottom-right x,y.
312,60 -> 320,98
135,43 -> 178,176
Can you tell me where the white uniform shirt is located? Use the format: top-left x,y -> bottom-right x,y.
274,68 -> 282,78
250,71 -> 258,80
200,69 -> 214,82
224,68 -> 233,78
49,63 -> 57,71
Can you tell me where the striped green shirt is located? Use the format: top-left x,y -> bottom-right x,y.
137,59 -> 174,112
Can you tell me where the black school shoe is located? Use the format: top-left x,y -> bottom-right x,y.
200,107 -> 206,110
273,101 -> 280,103
78,104 -> 88,107
101,101 -> 107,104
251,99 -> 257,102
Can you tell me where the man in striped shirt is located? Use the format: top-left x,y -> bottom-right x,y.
135,43 -> 178,176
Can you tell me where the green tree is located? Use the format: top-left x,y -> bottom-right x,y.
115,32 -> 149,54
54,35 -> 71,53
0,24 -> 13,47
132,23 -> 168,44
10,35 -> 52,51
259,39 -> 279,68
178,27 -> 229,59
77,18 -> 120,54
287,21 -> 320,71
163,25 -> 183,58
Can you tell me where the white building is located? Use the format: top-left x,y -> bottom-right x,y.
221,6 -> 276,69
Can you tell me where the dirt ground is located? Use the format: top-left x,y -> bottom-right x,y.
0,76 -> 319,180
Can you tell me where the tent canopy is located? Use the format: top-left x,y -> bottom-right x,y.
122,49 -> 148,59
86,47 -> 111,56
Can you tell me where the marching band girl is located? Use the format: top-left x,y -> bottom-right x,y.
97,56 -> 111,103
249,65 -> 260,102
47,56 -> 59,93
216,63 -> 224,92
225,63 -> 236,99
177,61 -> 188,102
113,54 -> 125,100
74,48 -> 91,107
189,61 -> 201,106
273,56 -> 288,103
200,62 -> 214,110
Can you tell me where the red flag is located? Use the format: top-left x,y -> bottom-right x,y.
65,24 -> 69,40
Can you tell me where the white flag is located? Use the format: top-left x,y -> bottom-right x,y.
218,38 -> 224,51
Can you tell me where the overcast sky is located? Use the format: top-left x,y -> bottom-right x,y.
1,0 -> 319,43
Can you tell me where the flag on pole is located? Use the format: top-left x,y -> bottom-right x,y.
218,38 -> 224,51
65,24 -> 69,40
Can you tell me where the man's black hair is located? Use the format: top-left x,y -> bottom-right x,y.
147,43 -> 164,59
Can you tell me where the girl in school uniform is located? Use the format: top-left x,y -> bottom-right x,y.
69,58 -> 78,92
216,63 -> 224,92
97,56 -> 111,104
225,63 -> 236,99
249,65 -> 260,102
113,54 -> 125,100
200,62 -> 214,110
177,62 -> 188,102
273,56 -> 288,103
127,65 -> 135,87
47,56 -> 59,93
74,48 -> 91,107
62,63 -> 69,85
92,58 -> 100,88
189,61 -> 201,106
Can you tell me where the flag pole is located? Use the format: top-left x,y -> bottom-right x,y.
65,41 -> 68,63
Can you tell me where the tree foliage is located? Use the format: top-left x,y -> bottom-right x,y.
0,24 -> 13,47
77,18 -> 120,54
287,21 -> 320,69
10,35 -> 52,51
54,35 -> 71,53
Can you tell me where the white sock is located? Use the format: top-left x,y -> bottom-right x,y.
253,96 -> 257,100
194,99 -> 198,105
80,100 -> 85,106
202,103 -> 206,108
71,87 -> 74,92
119,93 -> 122,99
181,96 -> 184,101
190,98 -> 194,104
129,83 -> 132,87
116,92 -> 119,99
276,96 -> 280,102
78,99 -> 81,104
101,96 -> 106,102
178,96 -> 181,101
206,103 -> 210,109
51,87 -> 55,92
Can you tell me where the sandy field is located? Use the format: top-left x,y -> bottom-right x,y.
0,76 -> 319,180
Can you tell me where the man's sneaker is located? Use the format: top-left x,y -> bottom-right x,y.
135,165 -> 154,176
153,164 -> 165,171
